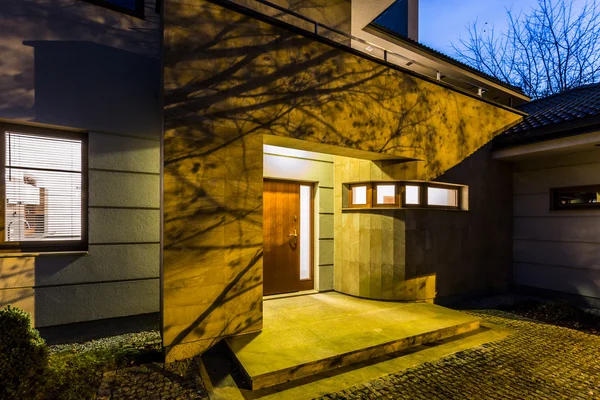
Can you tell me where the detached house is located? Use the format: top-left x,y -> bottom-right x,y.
160,0 -> 528,362
494,83 -> 600,307
1,0 -> 598,386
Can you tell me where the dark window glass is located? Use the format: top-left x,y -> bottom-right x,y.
552,186 -> 600,210
372,0 -> 410,38
84,0 -> 144,17
108,0 -> 138,10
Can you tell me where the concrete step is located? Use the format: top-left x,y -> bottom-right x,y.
225,293 -> 481,390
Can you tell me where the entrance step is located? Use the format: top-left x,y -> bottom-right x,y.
225,293 -> 481,390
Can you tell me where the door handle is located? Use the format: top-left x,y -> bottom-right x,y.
288,229 -> 298,247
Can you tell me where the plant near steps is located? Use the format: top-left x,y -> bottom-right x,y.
0,305 -> 162,399
0,305 -> 49,400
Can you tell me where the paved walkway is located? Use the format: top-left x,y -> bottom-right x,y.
96,358 -> 208,400
97,310 -> 600,399
318,310 -> 600,400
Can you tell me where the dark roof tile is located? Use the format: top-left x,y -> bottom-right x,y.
494,83 -> 600,148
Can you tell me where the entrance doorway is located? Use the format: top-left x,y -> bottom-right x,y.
263,179 -> 314,295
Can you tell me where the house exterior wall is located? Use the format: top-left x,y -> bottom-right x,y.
333,157 -> 417,300
513,148 -> 600,301
263,145 -> 334,291
333,144 -> 512,302
164,0 -> 522,361
408,143 -> 514,300
231,0 -> 351,43
0,0 -> 162,335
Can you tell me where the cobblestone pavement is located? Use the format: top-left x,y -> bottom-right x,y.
318,310 -> 600,400
96,309 -> 600,400
96,357 -> 208,400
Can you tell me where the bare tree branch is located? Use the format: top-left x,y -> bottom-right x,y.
452,0 -> 600,99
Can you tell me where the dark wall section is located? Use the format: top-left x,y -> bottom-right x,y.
405,143 -> 514,300
26,40 -> 160,137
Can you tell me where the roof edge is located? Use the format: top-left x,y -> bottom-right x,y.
365,23 -> 529,98
493,115 -> 600,150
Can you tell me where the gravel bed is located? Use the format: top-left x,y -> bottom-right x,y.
49,331 -> 161,354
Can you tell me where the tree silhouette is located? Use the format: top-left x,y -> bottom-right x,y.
453,0 -> 600,99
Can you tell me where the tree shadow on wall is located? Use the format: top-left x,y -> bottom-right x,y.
162,0 -> 489,351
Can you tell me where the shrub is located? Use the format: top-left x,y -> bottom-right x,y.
0,305 -> 49,400
45,351 -> 101,400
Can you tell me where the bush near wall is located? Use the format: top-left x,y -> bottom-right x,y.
0,305 -> 49,400
0,306 -> 162,399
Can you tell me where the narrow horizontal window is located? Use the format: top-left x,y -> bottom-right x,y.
427,187 -> 458,207
349,184 -> 371,208
352,185 -> 367,204
344,181 -> 465,211
405,185 -> 420,205
552,185 -> 600,210
375,184 -> 397,205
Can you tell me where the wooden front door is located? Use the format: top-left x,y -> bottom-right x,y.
263,179 -> 314,295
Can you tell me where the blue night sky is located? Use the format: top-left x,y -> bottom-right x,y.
419,0 -> 584,55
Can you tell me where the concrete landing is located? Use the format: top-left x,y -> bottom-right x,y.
225,292 -> 481,390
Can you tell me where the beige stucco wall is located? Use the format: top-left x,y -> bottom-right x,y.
333,156 -> 436,301
231,0 -> 351,43
333,144 -> 513,303
0,0 -> 161,329
513,148 -> 600,300
263,145 -> 334,291
163,0 -> 522,361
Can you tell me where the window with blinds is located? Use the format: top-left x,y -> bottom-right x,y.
3,127 -> 85,247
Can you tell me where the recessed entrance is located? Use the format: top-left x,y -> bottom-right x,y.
263,179 -> 314,296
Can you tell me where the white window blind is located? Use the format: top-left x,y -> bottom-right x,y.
5,132 -> 82,242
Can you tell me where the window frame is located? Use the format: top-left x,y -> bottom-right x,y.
401,183 -> 423,208
425,183 -> 460,210
551,185 -> 600,211
348,183 -> 372,208
0,122 -> 88,253
373,182 -> 399,207
83,0 -> 145,19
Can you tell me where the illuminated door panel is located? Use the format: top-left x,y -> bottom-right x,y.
263,179 -> 314,295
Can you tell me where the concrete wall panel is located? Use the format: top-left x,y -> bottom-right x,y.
34,244 -> 160,286
89,133 -> 160,174
319,214 -> 334,238
89,209 -> 160,244
0,257 -> 35,289
0,288 -> 35,323
90,171 -> 160,208
514,262 -> 600,299
514,240 -> 600,272
319,188 -> 335,214
514,161 -> 600,194
34,279 -> 159,327
514,217 -> 600,242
